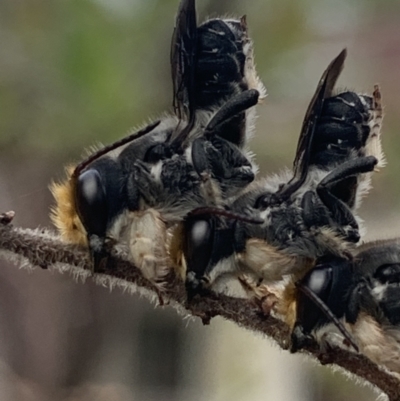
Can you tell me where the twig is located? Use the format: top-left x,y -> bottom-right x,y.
0,215 -> 399,400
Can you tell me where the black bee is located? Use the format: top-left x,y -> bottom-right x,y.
51,90 -> 259,277
177,50 -> 384,297
170,0 -> 266,148
290,239 -> 400,377
51,0 -> 265,278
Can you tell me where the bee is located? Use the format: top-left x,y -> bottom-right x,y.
50,89 -> 259,279
289,239 -> 400,377
50,0 -> 265,279
171,0 -> 266,148
177,49 -> 384,298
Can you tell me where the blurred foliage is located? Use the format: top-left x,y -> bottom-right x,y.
1,0 -> 396,153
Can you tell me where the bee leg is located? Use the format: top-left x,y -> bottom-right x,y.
191,138 -> 222,204
87,234 -> 109,273
367,85 -> 385,168
301,191 -> 330,228
191,138 -> 210,177
290,324 -> 314,353
0,210 -> 15,225
128,209 -> 170,287
316,334 -> 339,364
316,156 -> 377,242
317,194 -> 359,243
204,89 -> 259,135
238,275 -> 277,315
185,273 -> 218,324
131,161 -> 165,207
301,191 -> 354,254
291,325 -> 342,362
185,272 -> 208,302
201,91 -> 259,175
185,272 -> 218,325
192,136 -> 255,201
208,137 -> 255,190
319,331 -> 359,362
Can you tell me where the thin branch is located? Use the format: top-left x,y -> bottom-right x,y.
0,214 -> 399,400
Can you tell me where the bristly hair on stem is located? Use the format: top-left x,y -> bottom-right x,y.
0,214 -> 399,401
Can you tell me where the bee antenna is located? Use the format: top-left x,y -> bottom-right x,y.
204,89 -> 259,137
72,120 -> 161,178
297,282 -> 359,353
188,207 -> 263,224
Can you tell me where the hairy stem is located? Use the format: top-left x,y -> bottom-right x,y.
0,215 -> 399,400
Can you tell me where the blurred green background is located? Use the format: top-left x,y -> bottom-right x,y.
0,0 -> 399,400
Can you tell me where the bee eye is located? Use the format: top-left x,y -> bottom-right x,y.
374,263 -> 400,284
303,265 -> 333,297
183,217 -> 214,277
295,264 -> 334,333
75,169 -> 108,237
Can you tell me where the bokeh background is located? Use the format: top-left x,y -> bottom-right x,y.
1,0 -> 400,400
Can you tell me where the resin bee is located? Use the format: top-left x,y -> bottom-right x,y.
51,0 -> 265,279
289,239 -> 400,377
177,50 -> 384,297
51,90 -> 259,278
171,0 -> 266,148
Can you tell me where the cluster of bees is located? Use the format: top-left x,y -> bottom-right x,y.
50,0 -> 400,378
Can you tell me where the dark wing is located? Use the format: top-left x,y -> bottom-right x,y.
170,0 -> 197,121
293,49 -> 347,181
278,49 -> 347,200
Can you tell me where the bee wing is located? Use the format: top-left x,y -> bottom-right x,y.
293,49 -> 347,181
170,0 -> 197,122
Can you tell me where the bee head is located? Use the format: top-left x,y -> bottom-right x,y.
183,207 -> 262,300
73,168 -> 109,271
291,256 -> 358,353
50,158 -> 124,272
51,121 -> 160,272
183,213 -> 216,300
